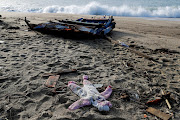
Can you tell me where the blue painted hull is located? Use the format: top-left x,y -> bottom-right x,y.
25,16 -> 116,36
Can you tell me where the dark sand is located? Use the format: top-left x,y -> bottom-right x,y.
0,12 -> 179,120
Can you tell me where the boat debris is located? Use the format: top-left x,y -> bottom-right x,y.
25,16 -> 116,36
146,107 -> 172,120
45,75 -> 60,88
44,69 -> 77,95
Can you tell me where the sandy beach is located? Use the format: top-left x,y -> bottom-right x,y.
0,12 -> 180,120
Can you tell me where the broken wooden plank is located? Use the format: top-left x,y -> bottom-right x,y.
146,107 -> 172,120
162,90 -> 172,109
58,19 -> 103,27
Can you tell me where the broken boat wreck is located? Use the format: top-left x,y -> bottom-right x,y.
25,16 -> 116,36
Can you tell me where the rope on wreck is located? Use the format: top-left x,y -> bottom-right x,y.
105,36 -> 164,64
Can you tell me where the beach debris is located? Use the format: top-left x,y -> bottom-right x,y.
116,89 -> 175,119
119,91 -> 140,102
120,93 -> 130,101
146,107 -> 172,120
45,75 -> 60,88
144,114 -> 148,118
68,75 -> 112,111
146,90 -> 172,107
25,16 -> 116,36
161,89 -> 172,109
146,97 -> 162,105
0,41 -> 5,44
105,36 -> 164,64
44,69 -> 77,95
120,42 -> 129,47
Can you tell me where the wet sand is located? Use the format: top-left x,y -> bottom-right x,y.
0,12 -> 180,120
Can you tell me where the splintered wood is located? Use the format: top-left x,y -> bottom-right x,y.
146,107 -> 172,120
161,90 -> 172,109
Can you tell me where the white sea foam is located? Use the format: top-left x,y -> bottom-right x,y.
1,2 -> 180,18
41,2 -> 180,18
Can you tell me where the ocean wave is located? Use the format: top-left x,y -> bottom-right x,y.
41,2 -> 180,18
1,2 -> 180,18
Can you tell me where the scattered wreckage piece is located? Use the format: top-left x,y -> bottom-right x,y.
146,107 -> 172,120
118,90 -> 173,120
146,91 -> 171,106
44,69 -> 77,95
105,36 -> 167,64
146,98 -> 162,105
25,16 -> 116,36
161,89 -> 172,109
45,75 -> 60,88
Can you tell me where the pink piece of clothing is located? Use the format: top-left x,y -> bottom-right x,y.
100,86 -> 112,99
68,76 -> 112,111
68,99 -> 91,110
83,75 -> 88,80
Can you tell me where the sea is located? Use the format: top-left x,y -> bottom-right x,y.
0,0 -> 180,18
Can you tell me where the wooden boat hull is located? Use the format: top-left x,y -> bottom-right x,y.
25,16 -> 116,37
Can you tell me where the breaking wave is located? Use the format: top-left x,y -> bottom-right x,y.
41,2 -> 180,18
1,2 -> 180,18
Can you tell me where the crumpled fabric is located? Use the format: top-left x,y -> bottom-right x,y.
68,75 -> 112,111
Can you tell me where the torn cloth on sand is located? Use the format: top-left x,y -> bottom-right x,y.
68,75 -> 112,111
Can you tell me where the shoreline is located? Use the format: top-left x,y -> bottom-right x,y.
1,11 -> 180,21
143,17 -> 180,21
0,12 -> 179,120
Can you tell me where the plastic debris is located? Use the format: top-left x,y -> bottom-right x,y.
119,42 -> 129,47
146,98 -> 162,105
144,114 -> 148,118
68,75 -> 112,111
